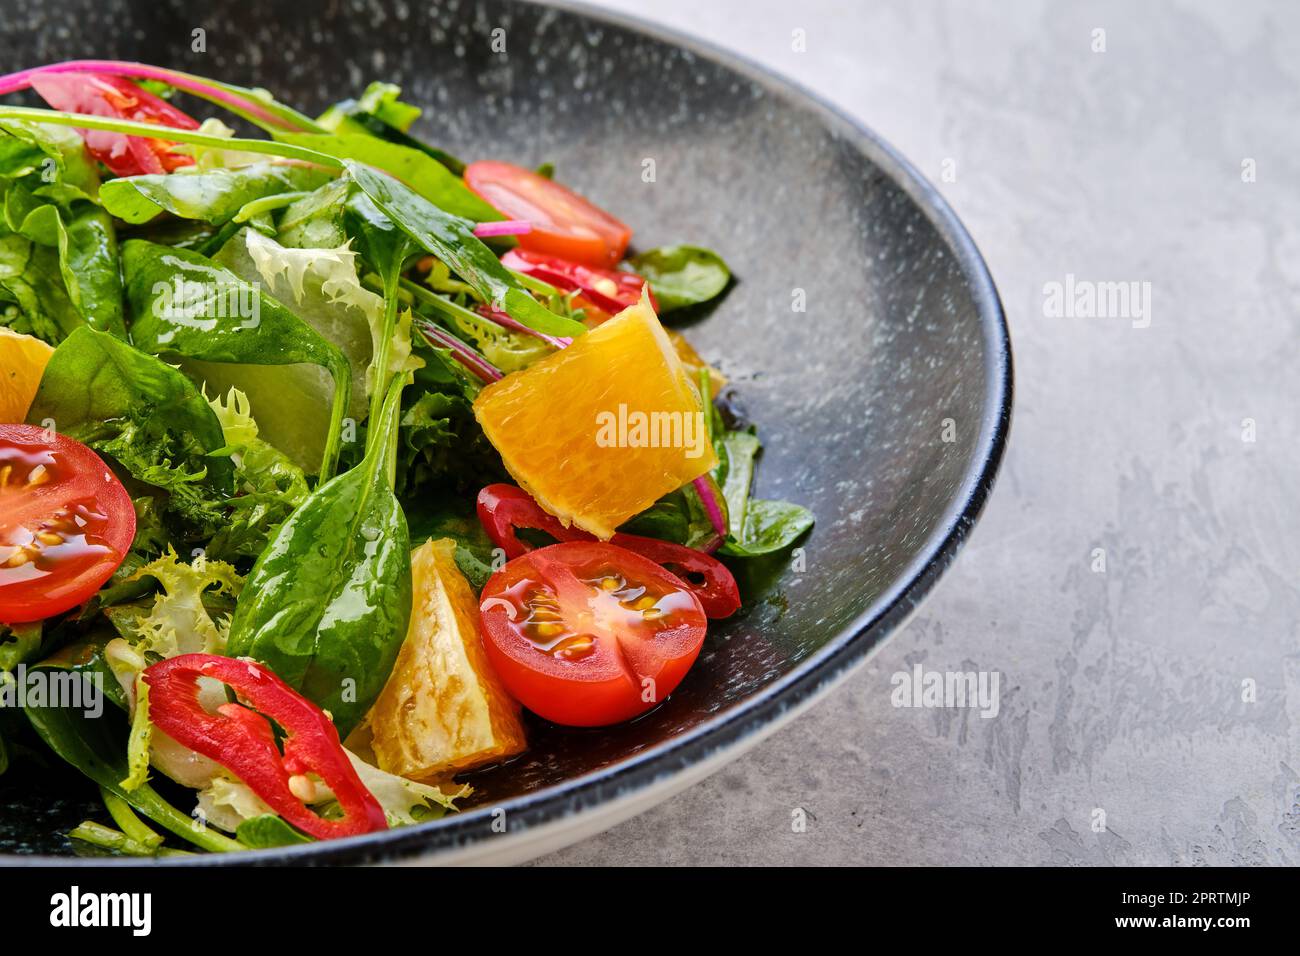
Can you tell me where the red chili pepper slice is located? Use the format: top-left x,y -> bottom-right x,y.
477,484 -> 741,618
501,248 -> 657,319
29,72 -> 199,177
142,654 -> 388,841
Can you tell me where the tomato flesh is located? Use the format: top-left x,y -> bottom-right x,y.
0,425 -> 135,624
476,483 -> 741,619
29,72 -> 199,176
479,542 -> 707,726
465,160 -> 632,267
501,248 -> 655,323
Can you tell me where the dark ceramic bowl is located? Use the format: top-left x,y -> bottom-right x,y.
0,0 -> 1011,863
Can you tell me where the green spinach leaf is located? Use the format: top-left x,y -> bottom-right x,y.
629,245 -> 731,312
101,162 -> 330,225
26,327 -> 233,540
226,382 -> 412,736
122,239 -> 352,481
235,814 -> 313,847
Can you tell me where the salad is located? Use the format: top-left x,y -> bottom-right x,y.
0,61 -> 813,855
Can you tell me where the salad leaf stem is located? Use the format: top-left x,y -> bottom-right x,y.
0,60 -> 324,133
233,190 -> 313,223
0,105 -> 343,168
100,787 -> 164,849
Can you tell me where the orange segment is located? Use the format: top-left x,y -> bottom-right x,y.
0,328 -> 54,423
362,539 -> 526,780
668,329 -> 727,394
473,288 -> 717,539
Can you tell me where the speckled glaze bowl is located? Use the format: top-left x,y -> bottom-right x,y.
0,0 -> 1010,864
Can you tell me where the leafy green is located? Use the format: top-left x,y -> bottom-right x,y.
0,119 -> 98,194
711,430 -> 813,556
204,387 -> 310,560
629,245 -> 731,312
0,622 -> 43,674
0,232 -> 86,343
23,656 -> 243,853
7,195 -> 125,337
235,814 -> 313,848
317,82 -> 467,175
346,161 -> 585,338
26,327 -> 234,540
721,498 -> 814,556
226,382 -> 412,736
122,239 -> 352,481
345,749 -> 466,825
277,132 -> 496,221
106,548 -> 243,658
101,162 -> 329,225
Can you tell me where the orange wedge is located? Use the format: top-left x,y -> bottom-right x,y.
363,539 -> 526,780
668,329 -> 727,395
0,328 -> 54,423
473,288 -> 717,539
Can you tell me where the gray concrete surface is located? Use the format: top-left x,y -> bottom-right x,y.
537,0 -> 1300,865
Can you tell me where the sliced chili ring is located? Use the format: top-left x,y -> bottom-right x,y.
476,484 -> 741,618
143,654 -> 388,841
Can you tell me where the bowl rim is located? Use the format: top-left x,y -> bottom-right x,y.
6,0 -> 1013,866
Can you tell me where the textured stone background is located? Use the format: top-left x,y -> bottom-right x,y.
539,0 -> 1300,866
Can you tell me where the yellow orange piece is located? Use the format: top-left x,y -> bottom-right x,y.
0,328 -> 54,423
363,539 -> 526,780
473,288 -> 717,539
668,329 -> 727,395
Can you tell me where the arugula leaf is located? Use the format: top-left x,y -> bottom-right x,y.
629,245 -> 731,312
26,326 -> 233,540
346,161 -> 585,338
226,381 -> 412,736
122,239 -> 352,482
101,162 -> 329,225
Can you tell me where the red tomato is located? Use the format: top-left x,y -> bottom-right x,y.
479,541 -> 707,726
0,425 -> 135,624
501,248 -> 656,322
464,160 -> 632,267
29,72 -> 199,177
477,483 -> 741,619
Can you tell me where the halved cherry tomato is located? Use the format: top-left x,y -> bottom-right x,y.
465,160 -> 632,267
0,425 -> 135,624
29,72 -> 199,176
477,483 -> 741,618
501,248 -> 655,324
479,541 -> 707,726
